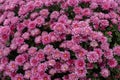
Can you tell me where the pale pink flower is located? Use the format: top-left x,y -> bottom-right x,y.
61,64 -> 69,72
100,68 -> 110,78
90,41 -> 98,47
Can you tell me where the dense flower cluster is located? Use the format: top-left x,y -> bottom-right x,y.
0,0 -> 120,80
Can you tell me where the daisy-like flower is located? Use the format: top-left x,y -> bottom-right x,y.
35,16 -> 45,26
113,46 -> 120,56
48,59 -> 56,66
42,34 -> 51,45
75,59 -> 86,69
61,51 -> 70,61
15,55 -> 26,66
75,48 -> 87,58
35,51 -> 45,61
8,61 -> 18,72
28,21 -> 36,30
53,22 -> 66,34
61,64 -> 69,72
75,68 -> 87,78
67,0 -> 79,6
28,47 -> 37,56
37,63 -> 47,72
14,74 -> 24,80
68,73 -> 78,80
24,70 -> 31,79
104,49 -> 113,59
30,57 -> 39,66
100,68 -> 110,78
90,41 -> 98,47
108,58 -> 118,68
87,51 -> 99,63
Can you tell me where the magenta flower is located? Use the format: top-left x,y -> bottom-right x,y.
3,47 -> 11,56
0,0 -> 120,79
41,74 -> 51,80
15,55 -> 25,66
67,0 -> 79,6
61,51 -> 70,61
22,32 -> 30,40
30,28 -> 40,37
28,21 -> 36,30
43,44 -> 54,54
90,2 -> 98,9
8,61 -> 18,72
101,2 -> 111,10
52,49 -> 61,59
79,21 -> 89,28
37,63 -> 47,72
104,49 -> 113,59
75,59 -> 86,69
113,46 -> 120,56
30,57 -> 39,66
68,73 -> 78,80
13,37 -> 24,46
28,47 -> 37,56
23,62 -> 31,70
53,22 -> 66,34
24,70 -> 31,79
0,57 -> 8,65
18,44 -> 29,53
35,16 -> 45,26
14,74 -> 24,80
39,9 -> 49,18
108,58 -> 118,68
17,23 -> 25,32
41,33 -> 51,45
35,51 -> 45,61
50,11 -> 60,19
87,51 -> 99,63
58,15 -> 68,24
75,68 -> 87,78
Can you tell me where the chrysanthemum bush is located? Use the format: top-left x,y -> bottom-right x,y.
0,0 -> 120,80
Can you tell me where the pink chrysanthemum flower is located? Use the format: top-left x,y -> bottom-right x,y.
37,63 -> 47,72
108,58 -> 118,68
75,59 -> 86,69
61,64 -> 69,72
24,70 -> 31,79
8,61 -> 18,72
15,55 -> 26,66
75,68 -> 87,78
53,22 -> 66,34
113,46 -> 120,56
61,51 -> 70,61
100,68 -> 110,78
42,33 -> 51,45
87,51 -> 99,63
30,57 -> 39,66
14,74 -> 24,80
